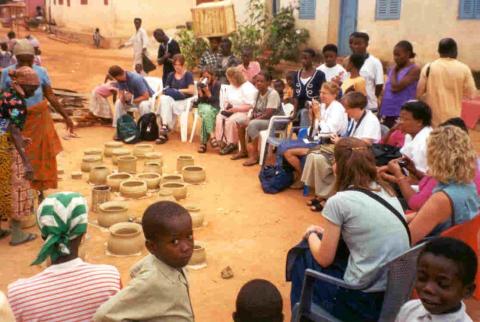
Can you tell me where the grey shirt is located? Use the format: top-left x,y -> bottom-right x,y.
322,185 -> 410,292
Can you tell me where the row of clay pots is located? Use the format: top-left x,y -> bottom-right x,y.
98,200 -> 129,228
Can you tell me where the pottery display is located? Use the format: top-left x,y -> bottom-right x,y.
120,180 -> 147,198
91,185 -> 111,213
158,190 -> 176,202
118,155 -> 137,174
162,174 -> 183,183
112,148 -> 131,165
144,161 -> 163,175
57,167 -> 64,175
182,166 -> 206,184
104,141 -> 123,157
137,172 -> 162,190
176,155 -> 194,172
144,152 -> 163,165
21,213 -> 37,229
107,222 -> 145,255
106,172 -> 133,192
98,201 -> 129,228
71,171 -> 83,180
89,165 -> 111,185
185,205 -> 204,228
160,182 -> 187,200
133,144 -> 154,158
84,148 -> 103,160
81,155 -> 102,172
188,242 -> 206,265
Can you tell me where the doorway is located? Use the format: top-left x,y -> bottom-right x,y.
338,0 -> 358,56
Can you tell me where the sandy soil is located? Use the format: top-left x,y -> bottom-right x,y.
0,28 -> 479,322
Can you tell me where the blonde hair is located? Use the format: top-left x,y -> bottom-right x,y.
321,81 -> 340,97
427,126 -> 477,184
226,67 -> 246,86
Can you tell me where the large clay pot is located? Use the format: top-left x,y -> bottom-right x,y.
144,161 -> 163,175
118,156 -> 137,174
182,166 -> 206,184
133,144 -> 154,158
107,222 -> 145,255
81,155 -> 102,172
91,185 -> 111,213
162,174 -> 183,184
188,242 -> 206,265
185,205 -> 204,228
120,180 -> 147,198
98,201 -> 129,228
112,148 -> 131,165
137,172 -> 162,190
89,165 -> 111,185
84,148 -> 103,160
161,182 -> 187,200
158,190 -> 176,202
106,172 -> 133,192
21,213 -> 37,229
104,141 -> 123,157
176,155 -> 194,172
144,152 -> 163,166
71,171 -> 83,180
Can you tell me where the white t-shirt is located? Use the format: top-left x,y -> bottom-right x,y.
352,110 -> 382,142
315,100 -> 347,135
395,299 -> 472,322
360,54 -> 384,110
225,81 -> 258,108
400,126 -> 433,173
316,64 -> 348,82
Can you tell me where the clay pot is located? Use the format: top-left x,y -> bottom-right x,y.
71,171 -> 83,180
144,152 -> 163,165
162,174 -> 183,184
21,213 -> 37,229
89,165 -> 111,185
158,190 -> 176,202
112,148 -> 131,165
118,155 -> 137,174
106,172 -> 133,192
137,172 -> 162,189
161,182 -> 187,200
98,201 -> 129,228
188,242 -> 206,265
133,144 -> 154,158
104,141 -> 123,157
120,180 -> 147,198
81,155 -> 102,172
186,205 -> 204,228
144,161 -> 163,175
84,148 -> 103,160
107,222 -> 145,255
176,155 -> 194,172
57,167 -> 64,175
182,166 -> 206,184
91,185 -> 111,213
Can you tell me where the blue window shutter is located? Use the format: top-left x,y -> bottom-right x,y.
299,0 -> 316,20
376,0 -> 401,20
475,0 -> 480,18
459,0 -> 480,19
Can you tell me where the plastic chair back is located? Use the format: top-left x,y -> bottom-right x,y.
298,127 -> 309,139
219,84 -> 230,110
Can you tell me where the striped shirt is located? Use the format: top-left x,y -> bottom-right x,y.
7,258 -> 121,322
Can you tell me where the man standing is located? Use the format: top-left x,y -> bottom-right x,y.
217,38 -> 240,84
119,18 -> 149,71
199,36 -> 222,71
154,29 -> 181,84
417,38 -> 477,126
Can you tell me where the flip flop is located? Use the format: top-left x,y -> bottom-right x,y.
210,138 -> 219,149
10,233 -> 37,246
197,144 -> 207,154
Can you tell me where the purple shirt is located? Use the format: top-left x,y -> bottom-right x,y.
380,64 -> 417,117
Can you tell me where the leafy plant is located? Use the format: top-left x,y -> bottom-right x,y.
176,29 -> 209,69
230,0 -> 267,56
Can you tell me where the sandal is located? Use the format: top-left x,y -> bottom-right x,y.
10,233 -> 37,246
156,134 -> 168,145
311,200 -> 326,212
243,158 -> 259,166
307,198 -> 323,206
220,144 -> 237,156
198,144 -> 207,153
210,137 -> 219,149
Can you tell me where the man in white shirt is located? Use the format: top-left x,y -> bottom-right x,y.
120,18 -> 149,71
349,32 -> 384,111
316,44 -> 347,83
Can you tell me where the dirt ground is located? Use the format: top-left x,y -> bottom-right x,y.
0,29 -> 479,322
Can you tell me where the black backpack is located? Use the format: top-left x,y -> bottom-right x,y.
137,113 -> 159,141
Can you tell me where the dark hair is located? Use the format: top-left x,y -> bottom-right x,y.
322,44 -> 338,54
95,28 -> 99,32
222,38 -> 232,47
7,31 -> 15,39
172,53 -> 185,66
400,100 -> 432,126
440,117 -> 468,134
234,279 -> 283,322
349,53 -> 366,70
419,237 -> 478,286
350,31 -> 369,43
255,70 -> 272,82
302,48 -> 316,58
108,65 -> 124,78
134,17 -> 142,23
201,66 -> 216,77
273,79 -> 285,87
142,201 -> 190,241
395,40 -> 416,59
343,91 -> 367,109
154,28 -> 165,37
241,47 -> 253,56
438,38 -> 457,58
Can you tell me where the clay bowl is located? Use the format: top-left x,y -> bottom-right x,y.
120,180 -> 148,199
107,222 -> 145,255
144,152 -> 163,165
71,171 -> 83,180
57,167 -> 64,175
98,201 -> 129,228
112,148 -> 131,165
81,155 -> 102,172
144,161 -> 163,175
176,154 -> 194,173
117,155 -> 137,174
158,190 -> 176,202
84,148 -> 103,160
182,166 -> 206,184
188,242 -> 206,266
162,174 -> 183,184
104,141 -> 123,157
133,144 -> 154,158
185,205 -> 204,229
106,172 -> 133,192
137,172 -> 162,190
89,165 -> 111,185
160,182 -> 187,201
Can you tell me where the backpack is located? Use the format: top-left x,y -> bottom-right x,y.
258,165 -> 294,194
137,113 -> 159,141
116,114 -> 140,144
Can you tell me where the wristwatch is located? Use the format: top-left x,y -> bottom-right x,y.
305,230 -> 323,240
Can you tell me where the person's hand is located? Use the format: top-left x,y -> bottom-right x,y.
380,171 -> 397,183
24,163 -> 34,181
142,48 -> 147,54
311,99 -> 320,117
402,155 -> 417,174
203,86 -> 211,96
304,225 -> 324,240
123,92 -> 133,103
330,134 -> 340,144
229,107 -> 239,113
65,117 -> 75,134
387,159 -> 404,178
225,103 -> 233,110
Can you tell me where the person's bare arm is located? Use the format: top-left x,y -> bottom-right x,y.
179,84 -> 194,96
133,91 -> 149,105
375,84 -> 383,98
43,85 -> 74,133
416,67 -> 427,99
8,124 -> 33,180
307,219 -> 341,267
390,65 -> 420,93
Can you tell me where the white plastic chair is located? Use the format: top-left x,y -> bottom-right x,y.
144,76 -> 163,112
178,81 -> 198,142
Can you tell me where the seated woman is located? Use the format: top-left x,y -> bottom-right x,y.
407,125 -> 480,244
215,67 -> 258,155
288,137 -> 410,321
156,54 -> 194,143
340,53 -> 367,96
196,67 -> 221,153
281,82 -> 347,189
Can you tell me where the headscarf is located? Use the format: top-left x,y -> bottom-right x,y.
10,66 -> 40,86
32,192 -> 88,265
12,39 -> 34,56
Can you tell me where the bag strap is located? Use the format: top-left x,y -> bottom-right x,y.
348,187 -> 411,245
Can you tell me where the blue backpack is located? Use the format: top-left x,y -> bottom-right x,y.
259,165 -> 294,194
116,114 -> 140,144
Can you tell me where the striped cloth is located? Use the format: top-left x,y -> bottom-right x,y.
7,258 -> 121,322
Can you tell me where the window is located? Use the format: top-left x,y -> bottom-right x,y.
58,0 -> 63,5
375,0 -> 401,20
67,0 -> 70,6
299,0 -> 316,20
81,0 -> 88,4
272,0 -> 281,16
459,0 -> 480,19
104,0 -> 108,4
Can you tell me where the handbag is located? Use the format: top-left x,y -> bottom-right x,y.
371,143 -> 402,166
258,165 -> 294,194
163,87 -> 186,101
142,53 -> 156,73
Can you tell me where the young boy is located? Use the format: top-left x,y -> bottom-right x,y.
93,28 -> 101,48
94,201 -> 195,322
316,44 -> 347,83
395,237 -> 477,322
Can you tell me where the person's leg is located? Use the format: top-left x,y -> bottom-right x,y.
244,119 -> 269,165
215,113 -> 226,144
138,100 -> 151,117
231,124 -> 248,159
284,148 -> 309,178
299,108 -> 310,127
112,100 -> 126,128
159,95 -> 175,130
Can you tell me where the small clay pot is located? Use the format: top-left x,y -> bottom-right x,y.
144,161 -> 163,175
158,190 -> 176,202
57,167 -> 64,175
91,185 -> 111,213
137,172 -> 162,189
104,141 -> 123,157
176,155 -> 194,172
71,171 -> 83,180
186,205 -> 204,228
112,148 -> 131,165
118,155 -> 137,174
106,172 -> 133,192
188,242 -> 206,265
182,166 -> 206,184
89,165 -> 111,185
21,213 -> 37,229
120,180 -> 147,198
84,148 -> 103,160
81,155 -> 102,172
133,144 -> 154,158
161,182 -> 187,200
98,201 -> 129,228
162,174 -> 183,184
107,222 -> 145,255
144,152 -> 163,165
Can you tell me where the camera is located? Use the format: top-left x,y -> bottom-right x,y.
198,77 -> 209,89
398,160 -> 407,168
